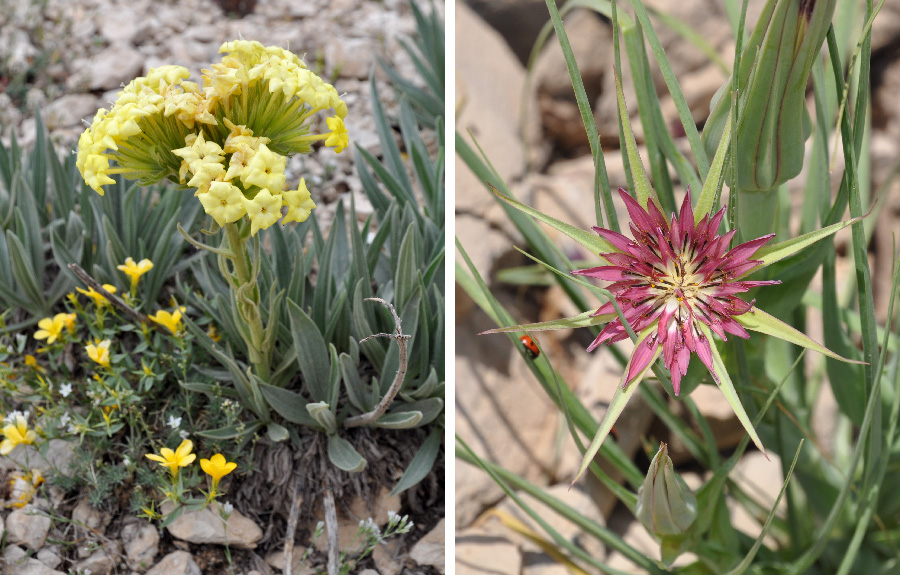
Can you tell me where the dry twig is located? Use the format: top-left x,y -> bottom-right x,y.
324,488 -> 340,575
67,263 -> 167,333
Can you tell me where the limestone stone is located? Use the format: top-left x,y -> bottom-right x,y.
6,504 -> 52,550
121,520 -> 159,569
74,541 -> 121,575
456,527 -> 522,575
409,518 -> 444,573
144,551 -> 201,575
3,544 -> 66,575
43,94 -> 98,130
36,548 -> 62,570
162,501 -> 263,549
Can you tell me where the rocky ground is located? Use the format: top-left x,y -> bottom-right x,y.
0,0 -> 445,574
455,0 -> 900,573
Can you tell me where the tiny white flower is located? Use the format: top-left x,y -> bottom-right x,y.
387,509 -> 398,523
60,383 -> 73,398
66,423 -> 77,434
4,410 -> 25,424
15,333 -> 27,348
222,501 -> 234,516
4,344 -> 13,353
179,430 -> 190,440
122,455 -> 131,466
167,415 -> 182,429
58,412 -> 71,429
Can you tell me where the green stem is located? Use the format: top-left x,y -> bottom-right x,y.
223,223 -> 270,379
736,187 -> 779,242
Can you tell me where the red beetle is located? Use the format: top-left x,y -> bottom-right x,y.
519,334 -> 540,359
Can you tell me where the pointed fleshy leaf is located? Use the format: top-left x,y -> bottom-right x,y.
374,411 -> 423,429
572,327 -> 660,486
747,213 -> 867,273
490,184 -> 615,258
613,66 -> 653,208
480,309 -> 614,334
736,308 -> 865,364
695,108 -> 732,222
307,402 -> 337,434
266,423 -> 289,442
697,322 -> 765,455
389,426 -> 442,496
327,434 -> 367,472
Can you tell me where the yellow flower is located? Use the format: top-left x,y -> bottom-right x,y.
77,284 -> 117,307
34,314 -> 66,344
63,313 -> 77,334
241,143 -> 286,192
24,355 -> 45,374
207,324 -> 223,342
1,415 -> 38,455
200,453 -> 237,482
324,116 -> 349,153
197,180 -> 247,226
118,257 -> 153,293
85,340 -> 112,368
145,439 -> 196,473
243,188 -> 283,236
281,178 -> 316,225
148,308 -> 183,335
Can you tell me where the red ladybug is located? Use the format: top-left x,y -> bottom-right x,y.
519,335 -> 540,359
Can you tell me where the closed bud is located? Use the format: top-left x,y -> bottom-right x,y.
636,443 -> 697,537
703,0 -> 837,192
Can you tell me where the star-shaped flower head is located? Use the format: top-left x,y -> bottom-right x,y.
148,308 -> 185,335
34,314 -> 68,344
573,188 -> 779,395
0,415 -> 37,455
198,180 -> 248,226
76,284 -> 117,307
324,116 -> 349,153
200,453 -> 237,482
145,439 -> 196,475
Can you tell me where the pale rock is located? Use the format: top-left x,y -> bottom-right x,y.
7,504 -> 52,550
162,501 -> 263,549
456,527 -> 522,575
1,440 -> 74,474
99,6 -> 144,44
312,487 -> 401,553
359,570 -> 380,575
36,547 -> 61,570
455,1 -> 529,220
43,94 -> 98,130
82,44 -> 145,91
186,24 -> 221,43
409,518 -> 444,573
372,537 -> 402,575
144,551 -> 201,575
74,541 -> 121,575
3,544 -> 66,575
264,547 -> 314,574
325,37 -> 376,80
71,497 -> 108,533
122,520 -> 160,570
464,0 -> 552,63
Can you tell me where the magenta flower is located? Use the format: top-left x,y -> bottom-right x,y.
573,188 -> 778,395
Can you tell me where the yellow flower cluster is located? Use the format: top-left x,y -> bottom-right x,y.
76,40 -> 349,235
34,313 -> 77,344
146,440 -> 236,497
1,415 -> 37,455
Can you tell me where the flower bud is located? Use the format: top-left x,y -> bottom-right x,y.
636,443 -> 697,537
702,0 -> 837,192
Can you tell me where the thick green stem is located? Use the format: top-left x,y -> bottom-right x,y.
223,223 -> 270,379
736,187 -> 779,242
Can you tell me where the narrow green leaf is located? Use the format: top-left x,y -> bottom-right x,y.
374,411 -> 423,429
197,420 -> 264,440
573,327 -> 660,485
699,322 -> 765,455
391,397 -> 443,427
389,427 -> 442,496
613,66 -> 653,207
327,434 -> 367,472
695,109 -> 732,221
750,213 -> 867,272
480,310 -> 613,334
286,299 -> 332,403
736,308 -> 865,364
258,382 -> 318,427
490,185 -> 614,258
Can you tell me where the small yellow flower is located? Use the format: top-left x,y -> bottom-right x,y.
148,308 -> 183,335
197,180 -> 247,226
24,355 -> 45,374
118,257 -> 154,293
34,314 -> 66,344
1,415 -> 38,455
200,453 -> 237,482
63,313 -> 77,334
243,188 -> 283,236
85,340 -> 112,368
145,439 -> 196,473
207,324 -> 222,343
77,284 -> 118,307
324,116 -> 349,153
282,178 -> 316,225
241,144 -> 286,192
